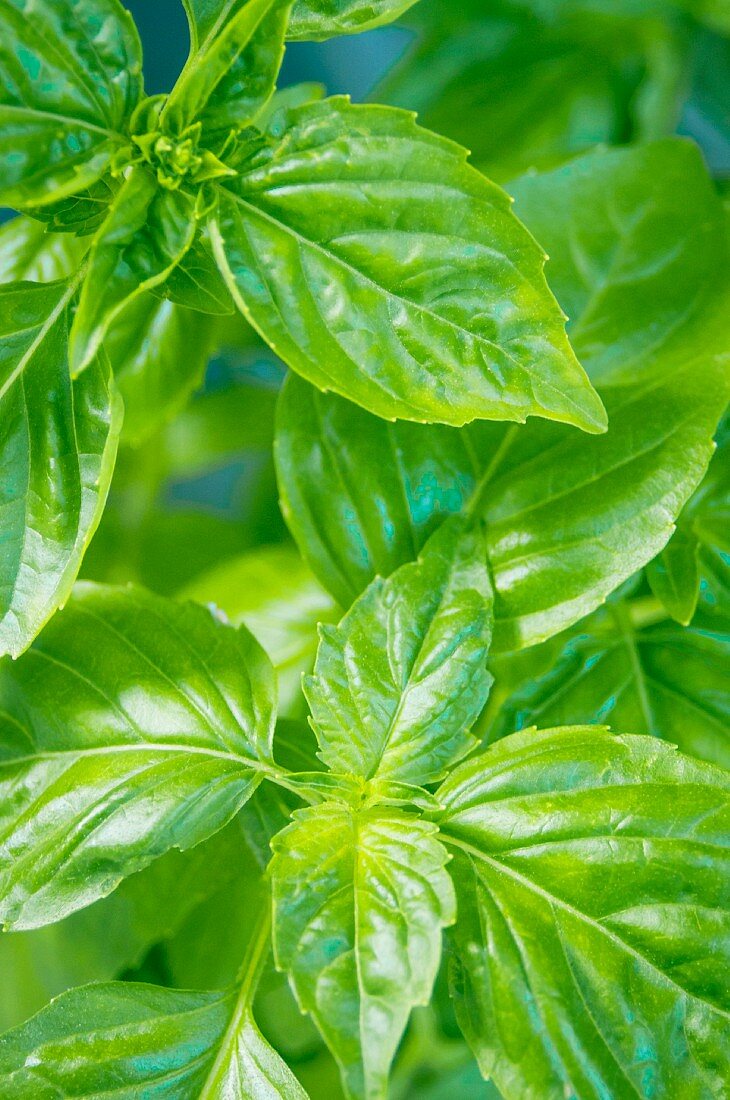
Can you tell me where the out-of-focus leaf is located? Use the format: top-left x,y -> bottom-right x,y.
439,726 -> 730,1099
213,96 -> 606,432
183,544 -> 340,715
306,519 -> 493,785
0,582 -> 277,929
0,279 -> 121,657
271,803 -> 455,1099
0,0 -> 142,207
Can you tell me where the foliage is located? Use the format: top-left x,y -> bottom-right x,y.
0,0 -> 727,1097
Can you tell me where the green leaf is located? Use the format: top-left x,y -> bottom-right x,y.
182,544 -> 340,716
105,294 -> 217,445
152,231 -> 235,315
648,418 -> 729,624
172,0 -> 292,141
0,823 -> 246,1031
488,599 -> 730,769
0,216 -> 88,283
271,802 -> 455,1100
0,0 -> 142,208
305,518 -> 493,786
377,0 -> 688,182
0,279 -> 122,658
438,726 -> 730,1100
0,978 -> 308,1099
287,0 -> 420,40
0,582 -> 278,929
212,96 -> 606,432
275,140 -> 729,648
70,167 -> 198,375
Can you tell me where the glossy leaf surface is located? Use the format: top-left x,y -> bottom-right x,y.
271,803 -> 455,1099
488,603 -> 730,769
174,0 -> 291,139
0,0 -> 141,207
213,97 -> 606,432
0,980 -> 307,1099
439,727 -> 730,1100
0,280 -> 121,658
276,140 -> 729,648
0,583 -> 277,929
305,519 -> 493,785
0,216 -> 88,283
287,0 -> 419,40
70,168 -> 197,375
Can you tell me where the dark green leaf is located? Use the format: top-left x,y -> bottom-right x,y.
152,231 -> 235,315
0,279 -> 121,657
213,97 -> 606,432
172,0 -> 292,141
183,544 -> 340,715
70,167 -> 197,375
0,582 -> 278,929
287,0 -> 420,40
305,518 -> 493,785
271,802 -> 455,1099
0,0 -> 141,207
0,978 -> 308,1099
438,726 -> 730,1100
487,600 -> 730,768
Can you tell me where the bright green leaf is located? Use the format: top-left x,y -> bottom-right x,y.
70,167 -> 197,375
0,216 -> 88,283
0,582 -> 277,929
182,543 -> 340,715
271,802 -> 455,1100
646,525 -> 701,625
172,0 -> 292,141
0,279 -> 122,658
287,0 -> 420,40
275,140 -> 729,648
0,0 -> 141,207
0,978 -> 308,1099
305,518 -> 493,785
212,96 -> 606,432
438,726 -> 730,1100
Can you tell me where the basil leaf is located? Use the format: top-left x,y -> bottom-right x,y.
0,216 -> 88,282
172,0 -> 292,141
152,231 -> 235,315
70,167 -> 198,375
488,602 -> 730,769
0,980 -> 308,1099
0,0 -> 141,208
0,280 -> 121,658
377,0 -> 688,182
212,97 -> 606,432
271,803 -> 455,1099
306,518 -> 493,785
182,544 -> 340,716
0,824 -> 245,1031
276,139 -> 729,648
287,0 -> 420,40
105,294 -> 217,445
648,419 -> 729,624
438,727 -> 730,1100
0,582 -> 277,929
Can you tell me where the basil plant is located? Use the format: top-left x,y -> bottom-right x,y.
0,0 -> 728,1097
